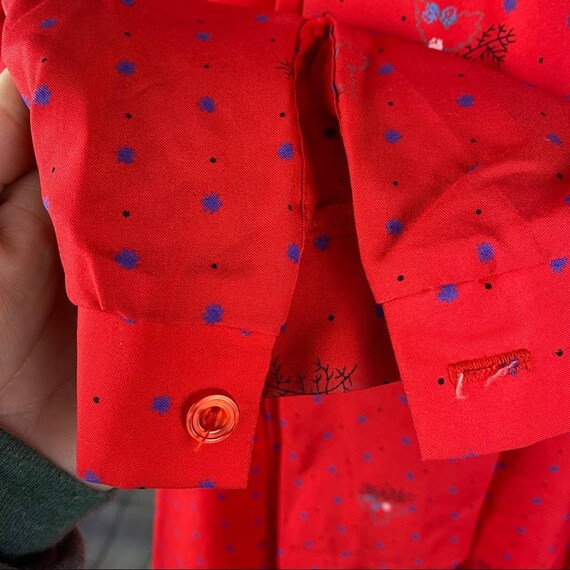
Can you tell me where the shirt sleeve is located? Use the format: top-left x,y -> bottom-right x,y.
332,19 -> 570,460
0,427 -> 116,567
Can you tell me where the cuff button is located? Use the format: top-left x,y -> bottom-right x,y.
186,395 -> 239,444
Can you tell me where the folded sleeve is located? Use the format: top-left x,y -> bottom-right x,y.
332,20 -> 570,459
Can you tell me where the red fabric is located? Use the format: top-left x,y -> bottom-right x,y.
1,0 -> 569,566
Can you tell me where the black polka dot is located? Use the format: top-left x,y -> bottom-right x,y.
556,172 -> 563,179
211,263 -> 218,269
555,349 -> 564,357
338,178 -> 344,184
437,377 -> 445,385
392,180 -> 399,186
51,166 -> 56,173
209,157 -> 217,163
401,15 -> 407,21
41,57 -> 48,63
397,274 -> 404,282
540,111 -> 547,117
203,64 -> 210,69
458,73 -> 464,78
93,396 -> 100,403
387,101 -> 394,106
377,48 -> 384,53
197,19 -> 204,24
124,31 -> 131,37
122,210 -> 130,217
288,204 -> 293,211
270,38 -> 276,42
475,208 -> 482,215
125,112 -> 133,119
138,486 -> 145,489
279,112 -> 286,117
322,127 -> 337,139
484,282 -> 492,290
328,314 -> 335,321
538,57 -> 544,64
470,138 -> 477,144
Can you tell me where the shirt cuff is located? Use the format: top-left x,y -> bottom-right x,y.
0,427 -> 116,561
76,306 -> 277,488
383,259 -> 570,460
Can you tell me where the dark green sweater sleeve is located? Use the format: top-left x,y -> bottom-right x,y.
0,427 -> 117,569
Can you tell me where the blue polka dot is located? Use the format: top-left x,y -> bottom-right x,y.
414,558 -> 423,566
503,552 -> 512,561
323,431 -> 333,440
251,490 -> 261,499
121,0 -> 135,5
39,18 -> 58,28
151,395 -> 171,415
250,465 -> 261,475
116,60 -> 136,75
363,451 -> 373,461
256,14 -> 269,21
338,524 -> 346,533
313,395 -> 323,404
197,97 -> 216,112
531,496 -> 542,505
375,540 -> 385,549
548,464 -> 560,473
196,556 -> 205,565
450,511 -> 459,519
375,303 -> 385,319
386,218 -> 404,235
43,197 -> 49,210
550,257 -> 567,273
114,248 -> 140,269
504,0 -> 517,13
378,64 -> 394,75
357,415 -> 368,424
546,133 -> 562,145
304,539 -> 313,548
263,412 -> 273,421
313,233 -> 330,251
83,470 -> 102,483
279,418 -> 288,427
120,316 -> 136,324
289,451 -> 298,460
333,496 -> 343,504
278,142 -> 294,160
517,526 -> 527,534
477,242 -> 495,263
401,436 -> 411,446
449,536 -> 459,545
457,94 -> 475,108
192,530 -> 201,539
437,284 -> 459,303
196,32 -> 211,41
202,304 -> 223,325
300,511 -> 309,520
201,192 -> 222,213
239,329 -> 251,336
280,322 -> 287,333
408,504 -> 417,512
294,478 -> 303,487
411,532 -> 421,542
272,442 -> 281,451
405,471 -> 415,480
385,129 -> 402,144
117,146 -> 136,164
22,95 -> 30,109
287,243 -> 301,263
225,544 -> 234,553
448,486 -> 458,494
32,85 -> 52,106
565,196 -> 570,205
399,394 -> 408,405
277,547 -> 285,557
328,464 -> 337,474
341,550 -> 351,558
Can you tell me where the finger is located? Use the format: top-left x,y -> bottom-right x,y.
0,68 -> 34,188
0,168 -> 51,229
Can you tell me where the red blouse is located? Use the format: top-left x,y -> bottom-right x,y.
1,0 -> 569,567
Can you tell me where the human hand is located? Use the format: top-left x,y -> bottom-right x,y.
0,69 -> 112,492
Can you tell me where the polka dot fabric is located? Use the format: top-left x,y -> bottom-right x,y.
1,0 -> 569,559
